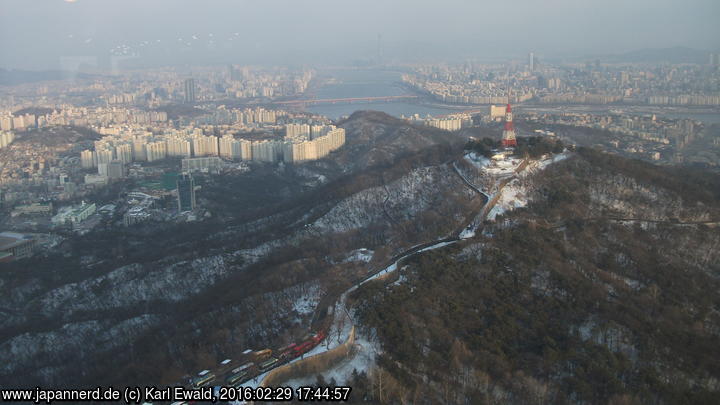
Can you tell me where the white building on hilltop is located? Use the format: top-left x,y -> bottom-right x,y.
51,202 -> 97,227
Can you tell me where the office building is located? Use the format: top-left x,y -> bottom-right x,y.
0,232 -> 36,261
184,78 -> 196,103
11,202 -> 53,217
529,52 -> 535,71
51,202 -> 97,227
107,160 -> 125,180
177,173 -> 196,212
97,163 -> 108,177
489,105 -> 507,120
181,156 -> 222,172
84,174 -> 109,186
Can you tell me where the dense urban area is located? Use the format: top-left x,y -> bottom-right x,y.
2,56 -> 719,253
1,8 -> 719,401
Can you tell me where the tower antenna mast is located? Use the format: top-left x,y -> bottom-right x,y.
501,66 -> 517,148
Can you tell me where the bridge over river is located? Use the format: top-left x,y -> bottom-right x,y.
272,95 -> 419,106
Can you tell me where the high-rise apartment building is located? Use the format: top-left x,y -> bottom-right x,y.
251,140 -> 283,162
0,131 -> 15,148
192,135 -> 219,157
145,141 -> 167,162
96,149 -> 114,165
240,139 -> 253,160
166,137 -> 192,157
282,127 -> 345,163
115,144 -> 133,163
285,123 -> 311,139
219,135 -> 238,158
80,150 -> 96,168
132,140 -> 147,161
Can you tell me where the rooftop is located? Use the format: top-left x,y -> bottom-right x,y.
0,232 -> 34,250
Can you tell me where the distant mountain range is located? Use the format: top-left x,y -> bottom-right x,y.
0,69 -> 98,86
592,46 -> 713,64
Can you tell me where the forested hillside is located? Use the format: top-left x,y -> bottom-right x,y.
350,148 -> 720,405
0,111 -> 470,387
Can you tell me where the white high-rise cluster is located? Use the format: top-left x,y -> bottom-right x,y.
285,123 -> 311,138
424,117 -> 464,131
405,113 -> 472,132
282,126 -> 346,163
166,136 -> 192,157
219,136 -> 253,160
0,131 -> 15,149
0,113 -> 36,131
252,140 -> 284,163
80,124 -> 345,167
192,135 -> 220,157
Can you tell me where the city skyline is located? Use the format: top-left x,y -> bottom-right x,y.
0,0 -> 718,70
2,1 -> 720,400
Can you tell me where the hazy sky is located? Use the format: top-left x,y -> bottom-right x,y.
1,0 -> 719,70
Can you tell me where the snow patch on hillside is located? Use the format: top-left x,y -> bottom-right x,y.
0,314 -> 161,376
488,179 -> 529,220
309,166 -> 464,234
464,152 -> 490,169
524,152 -> 570,174
575,317 -> 638,360
488,153 -> 571,221
391,273 -> 408,287
459,227 -> 476,239
293,284 -> 322,316
483,157 -> 523,177
283,331 -> 381,387
35,254 -> 233,319
343,248 -> 374,263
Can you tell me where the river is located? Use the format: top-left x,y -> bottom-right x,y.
305,69 -> 456,119
304,68 -> 720,124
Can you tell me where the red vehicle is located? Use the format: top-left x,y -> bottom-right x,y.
292,341 -> 309,355
277,343 -> 297,360
312,331 -> 326,344
290,330 -> 327,357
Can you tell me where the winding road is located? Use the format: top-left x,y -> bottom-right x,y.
239,153 -> 541,395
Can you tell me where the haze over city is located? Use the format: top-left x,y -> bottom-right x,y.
1,0 -> 719,70
2,1 -> 720,403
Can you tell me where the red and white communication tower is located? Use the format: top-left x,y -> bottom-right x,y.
501,103 -> 517,148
